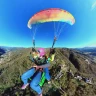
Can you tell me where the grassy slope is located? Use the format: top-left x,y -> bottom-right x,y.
0,48 -> 96,96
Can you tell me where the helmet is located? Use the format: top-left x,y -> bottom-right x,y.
37,48 -> 45,57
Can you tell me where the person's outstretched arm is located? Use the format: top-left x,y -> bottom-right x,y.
33,63 -> 50,68
39,63 -> 50,68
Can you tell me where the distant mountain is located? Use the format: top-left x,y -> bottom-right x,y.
74,47 -> 96,53
0,46 -> 25,52
73,47 -> 96,63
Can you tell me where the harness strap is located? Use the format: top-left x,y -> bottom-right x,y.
39,72 -> 46,87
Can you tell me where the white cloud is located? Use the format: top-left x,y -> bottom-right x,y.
91,1 -> 96,10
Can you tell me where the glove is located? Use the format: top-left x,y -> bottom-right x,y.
32,48 -> 36,52
50,48 -> 55,54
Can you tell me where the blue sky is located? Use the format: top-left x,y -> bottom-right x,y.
0,0 -> 96,48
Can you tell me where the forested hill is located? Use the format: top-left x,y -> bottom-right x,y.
0,48 -> 96,96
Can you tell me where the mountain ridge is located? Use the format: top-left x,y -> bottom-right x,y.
0,48 -> 96,96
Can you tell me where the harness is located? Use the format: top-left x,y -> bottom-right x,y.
32,55 -> 48,66
28,53 -> 50,87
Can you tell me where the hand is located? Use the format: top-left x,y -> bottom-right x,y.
50,48 -> 55,54
32,48 -> 36,52
33,65 -> 41,70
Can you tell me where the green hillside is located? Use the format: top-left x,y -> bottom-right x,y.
0,48 -> 96,96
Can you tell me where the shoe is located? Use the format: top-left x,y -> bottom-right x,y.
21,83 -> 29,90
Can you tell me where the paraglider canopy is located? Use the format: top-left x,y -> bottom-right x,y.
27,8 -> 75,29
27,8 -> 75,48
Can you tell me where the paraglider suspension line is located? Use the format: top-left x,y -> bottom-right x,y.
57,23 -> 66,40
52,36 -> 57,48
33,39 -> 35,48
